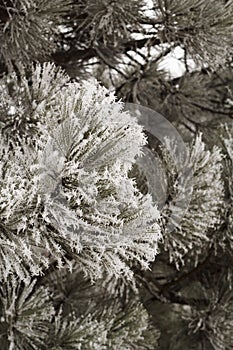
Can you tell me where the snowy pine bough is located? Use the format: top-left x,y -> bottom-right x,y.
0,1 -> 232,349
0,59 -> 230,350
0,62 -> 161,282
159,134 -> 224,267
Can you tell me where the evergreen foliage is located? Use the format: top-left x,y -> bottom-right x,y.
0,63 -> 161,282
159,134 -> 224,267
0,0 -> 232,349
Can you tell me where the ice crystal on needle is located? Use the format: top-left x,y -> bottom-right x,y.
0,63 -> 161,281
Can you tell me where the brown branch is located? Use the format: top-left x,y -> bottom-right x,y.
51,37 -> 162,66
51,47 -> 97,65
138,18 -> 164,25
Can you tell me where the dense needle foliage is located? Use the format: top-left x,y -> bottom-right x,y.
0,0 -> 232,349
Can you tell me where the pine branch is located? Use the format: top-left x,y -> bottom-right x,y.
51,37 -> 162,67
